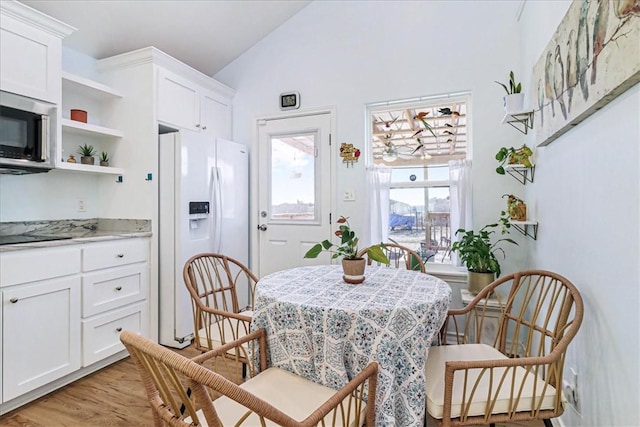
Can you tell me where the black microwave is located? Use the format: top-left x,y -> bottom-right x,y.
0,91 -> 55,174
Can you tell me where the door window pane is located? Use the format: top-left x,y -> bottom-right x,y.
270,133 -> 317,222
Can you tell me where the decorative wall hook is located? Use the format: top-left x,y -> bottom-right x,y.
339,143 -> 360,167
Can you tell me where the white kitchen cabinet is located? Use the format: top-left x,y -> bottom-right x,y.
0,246 -> 81,403
0,237 -> 150,410
2,275 -> 81,402
57,72 -> 125,175
0,1 -> 74,103
157,67 -> 232,139
80,238 -> 149,366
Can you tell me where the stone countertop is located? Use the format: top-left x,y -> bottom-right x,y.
0,218 -> 151,252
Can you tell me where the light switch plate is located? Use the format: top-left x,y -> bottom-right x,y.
344,190 -> 355,201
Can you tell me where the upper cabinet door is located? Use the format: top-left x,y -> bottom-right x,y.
157,68 -> 200,131
0,2 -> 74,103
200,90 -> 231,140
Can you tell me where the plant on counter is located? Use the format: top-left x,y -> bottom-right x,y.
451,223 -> 517,278
495,144 -> 533,174
304,216 -> 389,264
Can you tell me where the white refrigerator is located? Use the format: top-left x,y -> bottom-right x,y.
158,130 -> 249,348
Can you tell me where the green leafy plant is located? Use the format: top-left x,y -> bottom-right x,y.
451,223 -> 517,276
494,71 -> 522,94
99,151 -> 109,162
495,144 -> 533,174
77,144 -> 96,157
304,216 -> 389,264
499,194 -> 527,234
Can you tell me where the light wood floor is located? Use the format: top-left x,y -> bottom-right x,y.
0,345 -> 544,427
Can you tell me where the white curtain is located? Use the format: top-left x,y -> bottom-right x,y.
449,159 -> 472,266
368,165 -> 392,244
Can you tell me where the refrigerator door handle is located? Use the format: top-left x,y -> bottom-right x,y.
211,166 -> 223,253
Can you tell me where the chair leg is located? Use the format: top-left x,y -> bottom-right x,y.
543,419 -> 554,427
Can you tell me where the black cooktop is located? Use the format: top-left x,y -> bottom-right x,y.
0,235 -> 73,245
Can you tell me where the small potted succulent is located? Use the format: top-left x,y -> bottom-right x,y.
495,71 -> 523,113
495,144 -> 533,174
78,144 -> 96,165
451,223 -> 517,293
99,151 -> 110,167
304,216 -> 389,284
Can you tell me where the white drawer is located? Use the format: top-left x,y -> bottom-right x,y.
81,302 -> 148,367
82,239 -> 148,272
82,264 -> 148,317
0,246 -> 81,287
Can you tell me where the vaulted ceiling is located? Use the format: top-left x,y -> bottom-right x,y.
21,0 -> 312,76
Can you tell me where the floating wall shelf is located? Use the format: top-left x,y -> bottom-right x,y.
503,164 -> 535,184
510,220 -> 538,240
501,110 -> 534,135
55,162 -> 124,176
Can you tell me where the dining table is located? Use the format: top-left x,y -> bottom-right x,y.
250,264 -> 452,427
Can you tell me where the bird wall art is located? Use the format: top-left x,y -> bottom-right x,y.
533,0 -> 640,147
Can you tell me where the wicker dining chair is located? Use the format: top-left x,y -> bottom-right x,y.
426,270 -> 583,427
183,253 -> 258,367
120,329 -> 378,427
357,242 -> 426,273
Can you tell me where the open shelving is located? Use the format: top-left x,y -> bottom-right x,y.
58,72 -> 124,175
509,220 -> 538,240
501,110 -> 534,135
503,163 -> 535,184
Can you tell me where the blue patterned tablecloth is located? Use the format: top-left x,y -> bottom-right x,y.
250,264 -> 452,427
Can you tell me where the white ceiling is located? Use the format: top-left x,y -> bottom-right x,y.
20,0 -> 312,76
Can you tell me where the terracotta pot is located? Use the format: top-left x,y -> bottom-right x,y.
81,156 -> 94,165
342,258 -> 366,284
70,109 -> 87,123
467,271 -> 495,294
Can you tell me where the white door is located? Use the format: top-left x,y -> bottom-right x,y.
257,112 -> 334,277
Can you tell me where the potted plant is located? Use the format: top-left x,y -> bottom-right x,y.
495,144 -> 533,174
451,223 -> 517,294
304,216 -> 389,284
77,144 -> 96,165
495,71 -> 524,113
99,151 -> 110,167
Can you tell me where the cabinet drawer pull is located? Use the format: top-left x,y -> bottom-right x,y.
115,327 -> 123,333
9,297 -> 18,303
115,286 -> 123,291
195,123 -> 201,128
202,126 -> 207,130
116,253 -> 124,258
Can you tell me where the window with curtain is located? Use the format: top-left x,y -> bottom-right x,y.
367,94 -> 471,264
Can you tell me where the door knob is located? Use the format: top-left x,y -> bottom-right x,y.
257,224 -> 267,231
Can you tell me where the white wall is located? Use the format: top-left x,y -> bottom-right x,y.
519,1 -> 640,426
215,0 -> 531,274
216,0 -> 639,425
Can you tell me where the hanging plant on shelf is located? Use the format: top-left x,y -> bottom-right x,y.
499,194 -> 527,234
495,144 -> 533,174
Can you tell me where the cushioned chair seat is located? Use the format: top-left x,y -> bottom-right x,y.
425,343 -> 560,419
185,367 -> 366,427
197,309 -> 253,355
